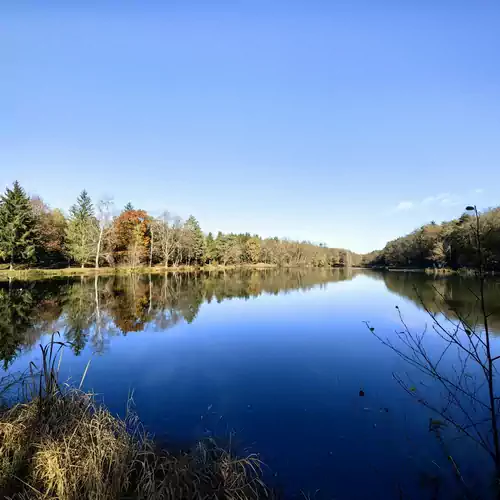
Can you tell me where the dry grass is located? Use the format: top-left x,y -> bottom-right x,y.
424,267 -> 455,275
0,391 -> 130,499
0,339 -> 269,500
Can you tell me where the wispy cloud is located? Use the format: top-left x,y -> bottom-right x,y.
440,196 -> 461,207
395,201 -> 414,211
474,188 -> 484,194
393,190 -> 472,213
422,193 -> 450,205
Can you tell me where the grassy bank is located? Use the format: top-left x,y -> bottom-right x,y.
0,340 -> 269,500
0,263 -> 278,281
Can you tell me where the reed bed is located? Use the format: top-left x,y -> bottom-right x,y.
0,337 -> 269,500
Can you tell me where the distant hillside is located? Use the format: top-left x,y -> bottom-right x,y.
363,206 -> 500,270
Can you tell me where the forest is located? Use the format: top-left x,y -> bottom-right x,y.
4,180 -> 498,273
363,206 -> 500,271
0,181 -> 362,271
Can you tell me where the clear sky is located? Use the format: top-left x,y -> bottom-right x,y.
1,1 -> 499,253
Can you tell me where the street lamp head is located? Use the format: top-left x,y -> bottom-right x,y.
465,206 -> 475,212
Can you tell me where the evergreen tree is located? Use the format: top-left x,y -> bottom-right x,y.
0,181 -> 37,269
183,215 -> 205,265
214,232 -> 227,264
65,190 -> 97,267
72,190 -> 94,219
204,232 -> 217,264
123,202 -> 134,212
214,233 -> 242,266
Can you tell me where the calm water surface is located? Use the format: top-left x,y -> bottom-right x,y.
2,269 -> 500,499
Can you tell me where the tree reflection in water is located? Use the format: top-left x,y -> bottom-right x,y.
1,269 -> 500,368
377,271 -> 500,333
0,268 -> 354,367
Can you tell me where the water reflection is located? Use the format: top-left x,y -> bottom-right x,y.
0,282 -> 65,368
1,269 -> 500,368
377,272 -> 500,333
0,268 -> 355,367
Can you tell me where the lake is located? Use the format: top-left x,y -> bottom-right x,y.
2,268 -> 500,499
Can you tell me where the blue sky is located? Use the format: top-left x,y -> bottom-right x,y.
1,1 -> 499,253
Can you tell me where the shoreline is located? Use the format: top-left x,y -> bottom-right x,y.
0,263 -> 279,280
0,263 -> 368,281
1,265 -> 491,282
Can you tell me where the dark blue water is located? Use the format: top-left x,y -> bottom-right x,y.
2,269 -> 499,499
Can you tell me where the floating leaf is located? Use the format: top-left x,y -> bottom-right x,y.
409,386 -> 416,392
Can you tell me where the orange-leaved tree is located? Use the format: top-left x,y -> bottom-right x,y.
111,209 -> 151,267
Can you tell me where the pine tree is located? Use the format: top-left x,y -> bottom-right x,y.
204,232 -> 217,264
0,181 -> 37,269
72,190 -> 94,220
215,232 -> 241,266
65,190 -> 97,268
183,215 -> 205,265
214,232 -> 226,265
124,202 -> 134,212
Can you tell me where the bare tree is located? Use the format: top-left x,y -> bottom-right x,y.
172,216 -> 184,267
367,205 -> 500,494
95,198 -> 114,269
154,211 -> 179,269
149,219 -> 154,268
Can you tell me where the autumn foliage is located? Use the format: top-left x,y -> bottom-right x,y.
111,210 -> 151,266
1,182 -> 363,269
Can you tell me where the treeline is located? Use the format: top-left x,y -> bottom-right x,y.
364,206 -> 500,271
0,181 -> 361,270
